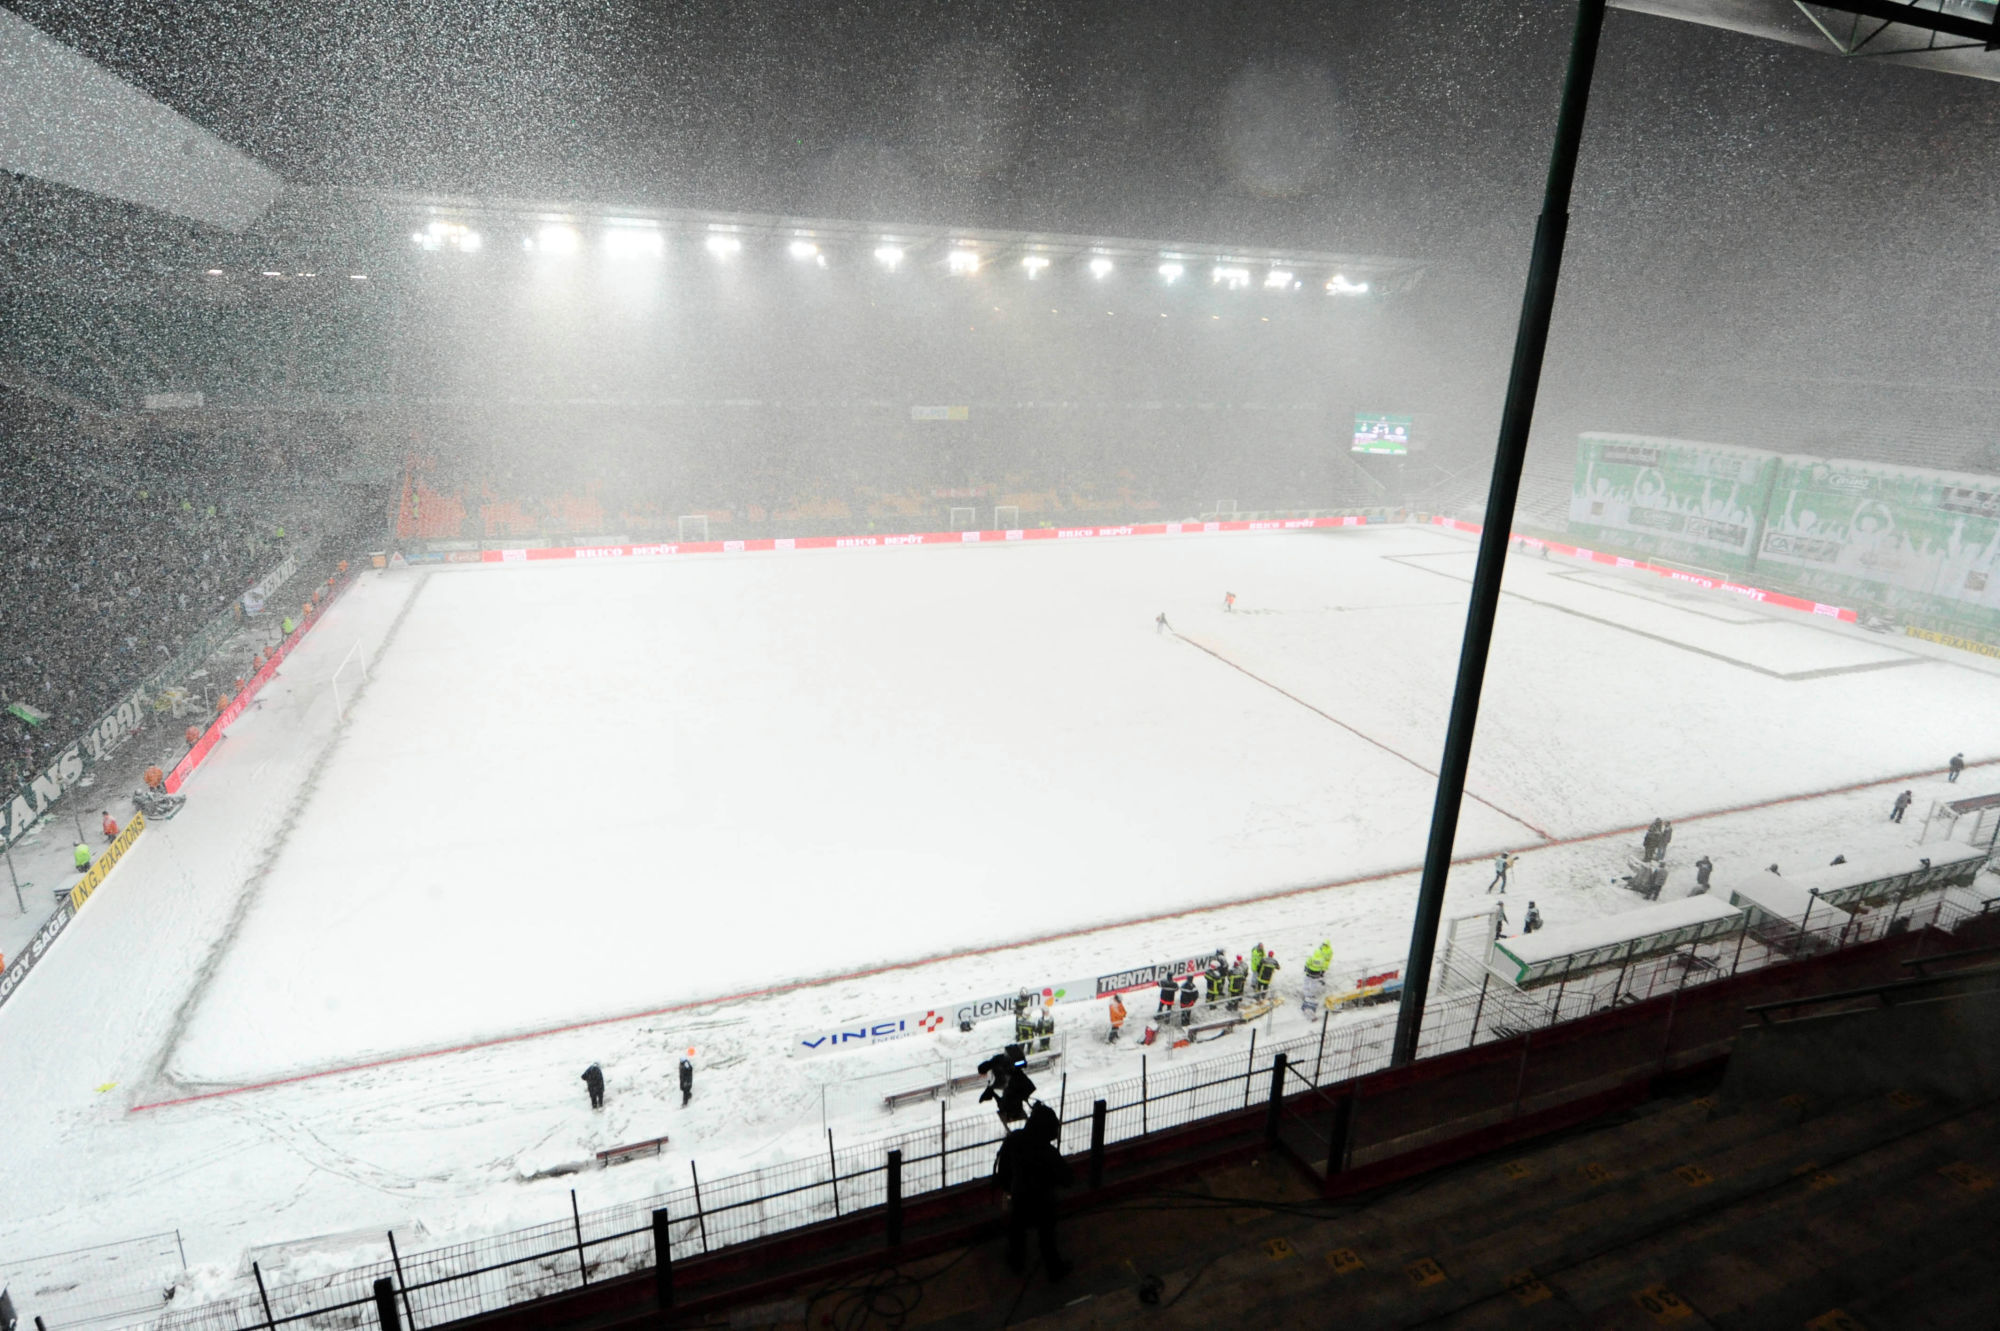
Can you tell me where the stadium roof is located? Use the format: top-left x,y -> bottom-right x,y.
1614,0 -> 2000,82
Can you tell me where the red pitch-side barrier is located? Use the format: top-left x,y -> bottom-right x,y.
164,573 -> 355,795
475,515 -> 1371,564
1430,515 -> 1858,623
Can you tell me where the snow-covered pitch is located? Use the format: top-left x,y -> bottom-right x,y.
3,521 -> 1993,1292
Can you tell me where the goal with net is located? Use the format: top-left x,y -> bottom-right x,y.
677,514 -> 709,542
948,506 -> 976,531
993,505 -> 1020,530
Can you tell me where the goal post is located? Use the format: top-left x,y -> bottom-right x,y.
330,641 -> 369,721
677,514 -> 709,542
948,506 -> 976,531
1436,905 -> 1500,992
993,505 -> 1020,530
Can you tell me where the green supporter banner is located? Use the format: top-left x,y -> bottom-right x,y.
1757,458 -> 2000,632
1567,433 -> 1777,574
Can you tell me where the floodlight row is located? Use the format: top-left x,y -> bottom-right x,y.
409,220 -> 1371,293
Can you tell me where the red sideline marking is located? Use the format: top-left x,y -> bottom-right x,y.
1431,516 -> 1857,623
1173,632 -> 1554,841
129,755 -> 1986,1114
462,516 -> 1370,567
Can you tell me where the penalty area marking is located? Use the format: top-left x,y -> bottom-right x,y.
126,754 -> 1990,1113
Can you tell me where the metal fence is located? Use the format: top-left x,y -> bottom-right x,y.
41,888 -> 1989,1331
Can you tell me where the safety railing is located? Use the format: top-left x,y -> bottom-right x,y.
52,886 -> 1985,1331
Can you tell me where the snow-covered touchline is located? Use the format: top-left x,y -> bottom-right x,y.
141,575 -> 433,1094
125,749 -> 1988,1114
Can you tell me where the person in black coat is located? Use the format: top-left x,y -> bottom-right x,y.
1949,752 -> 1965,783
678,1051 -> 695,1106
1156,973 -> 1177,1017
581,1062 -> 605,1110
992,1103 -> 1073,1280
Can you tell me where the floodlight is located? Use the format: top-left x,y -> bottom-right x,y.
603,227 -> 664,259
413,220 -> 480,252
205,268 -> 224,276
534,224 -> 581,255
1212,266 -> 1250,289
1088,256 -> 1114,279
948,248 -> 980,275
1326,274 -> 1370,294
874,244 -> 905,269
705,232 -> 743,258
350,274 -> 367,281
788,239 -> 820,260
1264,270 -> 1293,288
260,270 -> 282,277
1158,262 -> 1184,283
1021,254 -> 1050,277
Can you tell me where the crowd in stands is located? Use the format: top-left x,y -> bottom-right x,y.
0,402 -> 362,799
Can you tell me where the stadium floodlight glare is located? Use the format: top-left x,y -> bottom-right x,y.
1088,256 -> 1114,279
1158,261 -> 1184,283
350,274 -> 367,280
413,220 -> 481,252
788,239 -> 820,260
1212,266 -> 1250,289
205,268 -> 224,275
1326,273 -> 1370,294
1021,254 -> 1050,278
260,270 -> 282,277
1264,269 -> 1293,289
705,232 -> 744,258
874,243 -> 905,269
602,226 -> 664,259
947,248 -> 980,275
533,223 -> 581,255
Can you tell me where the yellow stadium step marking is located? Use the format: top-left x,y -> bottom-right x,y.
1634,1283 -> 1694,1322
1327,1247 -> 1365,1275
1405,1257 -> 1446,1288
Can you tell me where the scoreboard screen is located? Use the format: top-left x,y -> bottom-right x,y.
1352,413 -> 1412,455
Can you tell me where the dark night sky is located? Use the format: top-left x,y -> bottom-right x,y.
6,0 -> 1998,466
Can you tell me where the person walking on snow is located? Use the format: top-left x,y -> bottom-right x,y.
679,1051 -> 695,1106
1642,818 -> 1663,862
1155,612 -> 1170,635
1303,942 -> 1333,1006
581,1063 -> 605,1110
1106,993 -> 1127,1043
1694,855 -> 1714,892
1891,790 -> 1913,823
100,810 -> 118,842
1949,752 -> 1965,783
1223,592 -> 1237,612
1493,900 -> 1510,938
1523,902 -> 1543,934
1658,820 -> 1674,858
1486,852 -> 1517,893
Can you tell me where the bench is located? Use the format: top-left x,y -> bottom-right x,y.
884,1051 -> 1062,1111
596,1134 -> 669,1167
